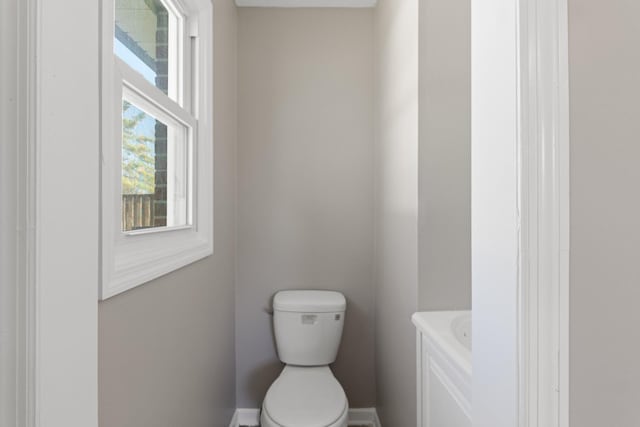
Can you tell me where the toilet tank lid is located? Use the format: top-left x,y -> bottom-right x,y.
273,290 -> 346,313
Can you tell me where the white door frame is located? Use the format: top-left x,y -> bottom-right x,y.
472,0 -> 569,426
9,0 -> 100,426
518,0 -> 570,426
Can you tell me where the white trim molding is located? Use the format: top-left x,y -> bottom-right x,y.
16,0 -> 39,424
15,0 -> 101,425
228,408 -> 381,427
518,0 -> 570,426
472,0 -> 569,426
227,410 -> 239,427
234,408 -> 259,427
348,408 -> 382,426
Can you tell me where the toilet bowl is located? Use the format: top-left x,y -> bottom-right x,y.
261,290 -> 349,427
261,366 -> 348,427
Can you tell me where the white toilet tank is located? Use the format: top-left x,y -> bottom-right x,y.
273,290 -> 346,366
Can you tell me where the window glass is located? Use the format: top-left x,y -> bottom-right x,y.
121,99 -> 188,231
114,0 -> 178,99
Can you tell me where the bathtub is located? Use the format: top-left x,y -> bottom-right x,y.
412,311 -> 471,427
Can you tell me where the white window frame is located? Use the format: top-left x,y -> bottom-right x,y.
100,0 -> 213,300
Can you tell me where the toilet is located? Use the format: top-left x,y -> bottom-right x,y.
261,290 -> 349,427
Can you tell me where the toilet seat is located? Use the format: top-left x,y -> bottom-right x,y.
261,365 -> 348,427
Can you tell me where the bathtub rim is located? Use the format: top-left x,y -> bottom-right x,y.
412,310 -> 472,378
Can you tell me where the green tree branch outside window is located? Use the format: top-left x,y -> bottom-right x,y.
122,100 -> 155,195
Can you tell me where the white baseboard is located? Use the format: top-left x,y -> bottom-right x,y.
228,407 -> 381,427
227,410 -> 239,427
348,408 -> 381,427
230,408 -> 259,426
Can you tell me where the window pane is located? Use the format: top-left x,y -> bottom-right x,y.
114,0 -> 178,99
121,99 -> 188,232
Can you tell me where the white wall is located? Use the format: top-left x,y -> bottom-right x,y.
569,1 -> 640,425
471,1 -> 519,426
236,8 -> 376,408
374,0 -> 419,424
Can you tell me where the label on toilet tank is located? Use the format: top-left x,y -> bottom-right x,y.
301,314 -> 317,325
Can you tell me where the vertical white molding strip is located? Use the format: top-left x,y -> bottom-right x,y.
21,0 -> 101,425
519,1 -> 540,426
18,0 -> 40,425
518,0 -> 570,426
474,0 -> 569,425
558,1 -> 571,425
415,331 -> 422,427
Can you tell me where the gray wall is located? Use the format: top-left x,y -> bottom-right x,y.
418,0 -> 471,311
236,8 -> 376,409
373,0 -> 419,425
98,1 -> 238,426
569,1 -> 640,425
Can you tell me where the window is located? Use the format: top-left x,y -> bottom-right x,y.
120,93 -> 189,232
101,0 -> 213,299
114,0 -> 179,100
